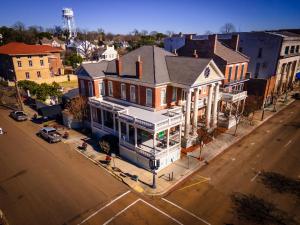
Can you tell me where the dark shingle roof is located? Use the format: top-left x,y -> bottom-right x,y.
177,39 -> 249,65
106,46 -> 174,84
76,61 -> 108,78
166,56 -> 211,86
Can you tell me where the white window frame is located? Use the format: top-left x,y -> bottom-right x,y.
99,81 -> 105,96
17,61 -> 22,67
40,60 -> 44,66
121,83 -> 126,100
160,88 -> 167,106
172,87 -> 177,102
130,85 -> 136,102
108,81 -> 113,96
146,88 -> 152,106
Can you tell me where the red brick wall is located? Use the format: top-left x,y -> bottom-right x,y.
224,62 -> 248,85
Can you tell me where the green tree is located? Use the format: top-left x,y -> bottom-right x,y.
64,51 -> 83,69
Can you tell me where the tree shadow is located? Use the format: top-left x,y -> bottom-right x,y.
259,171 -> 300,199
230,192 -> 298,225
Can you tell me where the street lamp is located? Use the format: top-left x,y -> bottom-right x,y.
149,156 -> 160,189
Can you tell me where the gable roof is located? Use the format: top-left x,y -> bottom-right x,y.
166,56 -> 223,86
177,38 -> 249,65
0,42 -> 63,55
106,45 -> 174,84
76,61 -> 108,78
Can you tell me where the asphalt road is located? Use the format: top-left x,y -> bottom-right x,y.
0,101 -> 299,225
162,100 -> 300,224
0,108 -> 129,225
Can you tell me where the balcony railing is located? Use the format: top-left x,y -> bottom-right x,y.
221,91 -> 247,102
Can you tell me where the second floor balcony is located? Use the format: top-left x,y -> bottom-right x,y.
220,90 -> 247,102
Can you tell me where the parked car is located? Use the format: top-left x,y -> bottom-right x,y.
10,111 -> 28,121
292,92 -> 300,100
37,127 -> 62,143
99,135 -> 119,155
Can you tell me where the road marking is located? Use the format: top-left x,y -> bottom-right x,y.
162,198 -> 211,225
251,171 -> 261,182
140,199 -> 184,225
102,199 -> 139,225
177,178 -> 210,191
284,140 -> 292,148
78,190 -> 131,225
102,198 -> 183,225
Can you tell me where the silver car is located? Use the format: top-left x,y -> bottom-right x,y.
10,111 -> 28,121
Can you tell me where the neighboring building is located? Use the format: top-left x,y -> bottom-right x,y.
177,34 -> 249,128
92,45 -> 118,61
164,33 -> 201,52
76,46 -> 224,171
39,37 -> 66,50
237,31 -> 300,95
0,42 -> 64,83
67,40 -> 97,59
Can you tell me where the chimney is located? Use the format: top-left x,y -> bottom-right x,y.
208,34 -> 217,54
230,34 -> 239,51
116,55 -> 122,76
193,49 -> 198,58
136,55 -> 143,79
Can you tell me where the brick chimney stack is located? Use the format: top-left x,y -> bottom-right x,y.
230,34 -> 239,51
208,34 -> 218,54
136,55 -> 143,79
193,49 -> 198,58
116,55 -> 122,76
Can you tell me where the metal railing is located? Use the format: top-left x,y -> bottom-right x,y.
221,91 -> 247,102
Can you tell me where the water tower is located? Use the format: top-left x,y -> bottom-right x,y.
62,8 -> 77,39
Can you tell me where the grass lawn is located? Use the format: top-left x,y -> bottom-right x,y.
58,80 -> 78,89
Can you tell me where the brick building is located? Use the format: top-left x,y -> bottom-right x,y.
0,42 -> 64,83
176,34 -> 249,128
76,46 -> 225,171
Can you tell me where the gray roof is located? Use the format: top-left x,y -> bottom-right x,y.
76,61 -> 108,78
106,45 -> 174,84
166,56 -> 211,85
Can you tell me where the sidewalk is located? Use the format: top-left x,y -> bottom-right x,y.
66,91 -> 296,196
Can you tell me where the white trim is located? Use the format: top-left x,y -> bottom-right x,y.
160,87 -> 167,106
130,85 -> 136,102
146,88 -> 153,107
108,80 -> 113,96
121,83 -> 126,100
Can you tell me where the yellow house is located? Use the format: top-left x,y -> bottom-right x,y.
0,42 -> 64,83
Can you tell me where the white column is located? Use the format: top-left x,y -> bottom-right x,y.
206,84 -> 213,128
101,109 -> 104,128
126,123 -> 129,141
193,88 -> 200,134
184,89 -> 192,139
236,100 -> 241,116
113,113 -> 116,132
167,128 -> 170,149
134,127 -> 138,147
118,120 -> 121,140
153,132 -> 157,149
212,83 -> 219,127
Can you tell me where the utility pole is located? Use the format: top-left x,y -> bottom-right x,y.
10,69 -> 24,111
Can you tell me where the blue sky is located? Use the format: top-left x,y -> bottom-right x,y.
0,0 -> 299,34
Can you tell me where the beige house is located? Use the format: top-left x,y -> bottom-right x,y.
0,42 -> 64,83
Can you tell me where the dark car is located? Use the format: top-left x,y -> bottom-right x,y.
10,111 -> 28,121
99,135 -> 119,155
292,92 -> 300,100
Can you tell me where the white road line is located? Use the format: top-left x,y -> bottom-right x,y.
284,140 -> 292,148
162,198 -> 210,225
140,199 -> 184,225
102,198 -> 183,225
251,171 -> 261,182
78,190 -> 130,225
102,199 -> 139,225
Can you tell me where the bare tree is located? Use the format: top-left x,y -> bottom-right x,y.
220,23 -> 236,34
224,102 -> 243,136
66,96 -> 88,125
